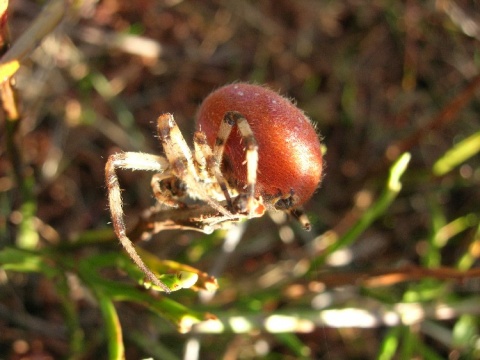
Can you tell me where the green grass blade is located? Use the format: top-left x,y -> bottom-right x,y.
77,254 -> 218,333
377,326 -> 401,360
97,292 -> 125,360
433,131 -> 480,176
274,332 -> 311,359
309,152 -> 411,270
0,247 -> 55,275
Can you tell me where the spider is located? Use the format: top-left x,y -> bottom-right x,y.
105,83 -> 323,293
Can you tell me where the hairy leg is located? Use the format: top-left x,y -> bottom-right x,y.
213,111 -> 259,214
105,152 -> 171,292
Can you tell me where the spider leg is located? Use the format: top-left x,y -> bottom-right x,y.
272,191 -> 312,231
213,111 -> 259,215
132,199 -> 265,240
157,113 -> 234,219
287,208 -> 311,231
193,131 -> 233,208
105,152 -> 171,293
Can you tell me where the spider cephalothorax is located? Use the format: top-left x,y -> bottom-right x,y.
105,83 -> 323,292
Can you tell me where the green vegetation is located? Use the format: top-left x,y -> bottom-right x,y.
1,1 -> 479,359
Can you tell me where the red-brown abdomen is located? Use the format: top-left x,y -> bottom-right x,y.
196,83 -> 323,208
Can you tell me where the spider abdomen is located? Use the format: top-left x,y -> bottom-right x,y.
196,83 -> 323,209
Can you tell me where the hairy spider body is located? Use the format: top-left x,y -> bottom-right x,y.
106,83 -> 323,292
197,83 -> 323,212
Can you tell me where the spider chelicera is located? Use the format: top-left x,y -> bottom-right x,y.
105,83 -> 323,293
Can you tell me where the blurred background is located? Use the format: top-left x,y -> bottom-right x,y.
1,0 -> 480,359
